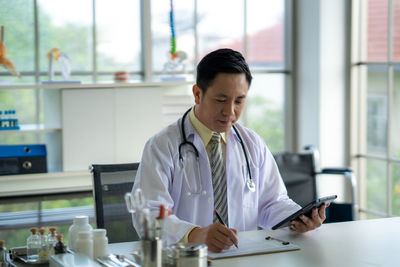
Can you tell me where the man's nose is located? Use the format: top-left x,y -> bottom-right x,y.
222,102 -> 235,116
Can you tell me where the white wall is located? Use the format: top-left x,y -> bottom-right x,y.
295,0 -> 350,200
295,0 -> 349,168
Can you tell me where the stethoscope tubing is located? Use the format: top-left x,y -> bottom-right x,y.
179,108 -> 255,193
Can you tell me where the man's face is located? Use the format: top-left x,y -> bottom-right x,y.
193,73 -> 249,133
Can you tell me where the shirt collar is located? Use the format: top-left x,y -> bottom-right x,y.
188,106 -> 226,146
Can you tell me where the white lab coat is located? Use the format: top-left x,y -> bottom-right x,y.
132,114 -> 301,244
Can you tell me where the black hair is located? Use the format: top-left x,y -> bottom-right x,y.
196,48 -> 252,93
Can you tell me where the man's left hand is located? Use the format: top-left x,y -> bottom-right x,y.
290,203 -> 329,233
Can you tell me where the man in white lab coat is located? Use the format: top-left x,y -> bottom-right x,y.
132,48 -> 328,252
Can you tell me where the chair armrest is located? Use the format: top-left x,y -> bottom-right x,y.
319,167 -> 353,175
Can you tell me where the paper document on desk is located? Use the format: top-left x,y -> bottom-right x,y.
208,235 -> 299,259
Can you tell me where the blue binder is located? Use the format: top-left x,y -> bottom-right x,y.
0,144 -> 47,175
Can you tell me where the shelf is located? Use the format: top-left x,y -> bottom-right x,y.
0,80 -> 194,90
0,124 -> 61,134
0,170 -> 92,197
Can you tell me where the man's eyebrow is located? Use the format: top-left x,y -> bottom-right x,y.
215,94 -> 228,98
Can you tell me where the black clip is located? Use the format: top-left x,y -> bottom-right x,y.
265,236 -> 290,245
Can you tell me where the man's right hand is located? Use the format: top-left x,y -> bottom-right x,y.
188,222 -> 238,252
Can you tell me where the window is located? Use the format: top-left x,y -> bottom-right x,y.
0,0 -> 292,246
1,0 -> 291,153
352,0 -> 400,218
153,0 -> 290,152
0,192 -> 94,248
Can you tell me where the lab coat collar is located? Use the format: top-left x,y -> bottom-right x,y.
179,113 -> 209,162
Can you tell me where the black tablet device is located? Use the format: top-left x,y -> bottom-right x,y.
271,195 -> 337,230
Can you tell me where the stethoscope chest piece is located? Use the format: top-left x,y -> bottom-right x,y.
247,179 -> 256,192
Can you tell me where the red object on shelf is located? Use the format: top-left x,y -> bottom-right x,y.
114,71 -> 129,82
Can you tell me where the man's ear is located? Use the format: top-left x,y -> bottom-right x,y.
192,84 -> 202,104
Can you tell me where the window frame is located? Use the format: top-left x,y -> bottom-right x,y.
351,0 -> 400,218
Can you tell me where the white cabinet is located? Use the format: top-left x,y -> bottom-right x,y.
62,87 -> 163,171
0,81 -> 193,172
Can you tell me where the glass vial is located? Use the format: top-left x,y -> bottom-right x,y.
54,234 -> 67,254
0,240 -> 7,266
27,228 -> 41,262
47,227 -> 57,255
38,228 -> 48,260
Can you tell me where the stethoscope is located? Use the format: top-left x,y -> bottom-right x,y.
178,108 -> 256,196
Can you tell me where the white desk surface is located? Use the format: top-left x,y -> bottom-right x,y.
109,217 -> 400,267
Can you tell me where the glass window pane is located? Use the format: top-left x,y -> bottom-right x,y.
0,193 -> 94,248
244,73 -> 284,152
392,68 -> 400,158
151,0 -> 195,74
0,89 -> 38,124
366,65 -> 388,156
0,0 -> 35,80
367,0 -> 389,62
247,0 -> 284,70
392,163 -> 400,216
38,0 -> 93,81
197,0 -> 244,59
393,0 -> 400,61
366,159 -> 387,213
97,0 -> 141,74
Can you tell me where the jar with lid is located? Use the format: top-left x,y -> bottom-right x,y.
54,234 -> 67,254
68,215 -> 93,251
47,227 -> 57,255
38,228 -> 48,260
75,231 -> 93,259
0,240 -> 7,266
167,243 -> 208,267
27,228 -> 41,261
92,229 -> 108,259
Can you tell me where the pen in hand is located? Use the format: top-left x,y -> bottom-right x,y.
214,209 -> 239,249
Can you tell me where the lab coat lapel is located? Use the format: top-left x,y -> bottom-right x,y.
225,127 -> 247,229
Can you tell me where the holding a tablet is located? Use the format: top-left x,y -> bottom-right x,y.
272,195 -> 337,231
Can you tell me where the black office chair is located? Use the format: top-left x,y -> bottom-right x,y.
273,146 -> 357,223
90,163 -> 140,243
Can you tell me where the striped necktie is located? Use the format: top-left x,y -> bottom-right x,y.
210,133 -> 228,225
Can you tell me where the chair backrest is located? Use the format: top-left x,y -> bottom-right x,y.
273,152 -> 317,207
91,163 -> 139,243
273,149 -> 356,223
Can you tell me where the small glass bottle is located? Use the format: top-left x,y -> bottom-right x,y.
0,240 -> 7,266
54,234 -> 67,254
75,231 -> 93,259
68,216 -> 93,251
27,228 -> 41,262
92,229 -> 108,260
47,227 -> 57,255
38,228 -> 48,260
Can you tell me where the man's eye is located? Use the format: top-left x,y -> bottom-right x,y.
216,99 -> 225,103
235,100 -> 243,104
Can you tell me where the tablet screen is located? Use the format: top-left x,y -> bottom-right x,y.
272,195 -> 337,230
